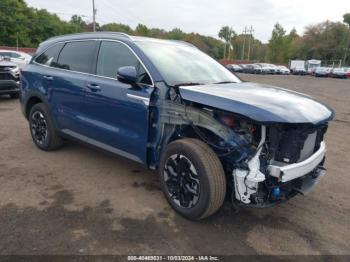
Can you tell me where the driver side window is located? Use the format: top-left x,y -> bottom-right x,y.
96,41 -> 152,85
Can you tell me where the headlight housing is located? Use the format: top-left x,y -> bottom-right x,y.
10,66 -> 20,78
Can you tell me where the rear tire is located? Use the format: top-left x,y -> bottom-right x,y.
159,139 -> 226,220
29,103 -> 63,151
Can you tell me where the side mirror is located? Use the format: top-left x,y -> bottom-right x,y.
117,66 -> 137,85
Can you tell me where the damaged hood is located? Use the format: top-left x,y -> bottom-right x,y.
179,82 -> 334,124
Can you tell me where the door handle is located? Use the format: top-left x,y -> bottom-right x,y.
43,75 -> 53,81
86,83 -> 101,92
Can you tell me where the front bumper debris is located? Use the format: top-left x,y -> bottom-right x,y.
268,142 -> 326,182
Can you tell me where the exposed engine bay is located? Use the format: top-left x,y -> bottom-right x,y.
153,84 -> 330,208
228,120 -> 327,207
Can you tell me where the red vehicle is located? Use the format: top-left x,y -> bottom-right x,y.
346,68 -> 350,78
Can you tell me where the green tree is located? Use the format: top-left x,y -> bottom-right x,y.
135,24 -> 149,36
268,23 -> 287,63
0,0 -> 77,47
168,28 -> 185,40
218,26 -> 236,59
185,33 -> 209,53
100,23 -> 133,34
344,13 -> 350,26
284,28 -> 300,60
70,15 -> 86,32
298,21 -> 348,63
343,13 -> 350,64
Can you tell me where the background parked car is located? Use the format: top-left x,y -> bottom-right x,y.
0,50 -> 32,68
346,68 -> 350,78
255,63 -> 274,74
325,67 -> 333,75
267,64 -> 278,74
330,68 -> 348,79
243,64 -> 262,74
226,64 -> 243,73
289,60 -> 306,75
308,67 -> 317,76
306,59 -> 321,75
239,64 -> 248,72
292,67 -> 307,75
315,67 -> 329,77
0,57 -> 20,98
277,65 -> 290,75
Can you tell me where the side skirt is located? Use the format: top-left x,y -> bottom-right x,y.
61,129 -> 143,164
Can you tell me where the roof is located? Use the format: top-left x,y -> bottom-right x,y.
39,32 -> 195,50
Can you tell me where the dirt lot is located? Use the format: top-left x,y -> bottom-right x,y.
0,75 -> 349,255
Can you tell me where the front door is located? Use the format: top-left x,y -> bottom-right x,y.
84,41 -> 154,163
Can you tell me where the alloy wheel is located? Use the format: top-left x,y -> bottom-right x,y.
31,111 -> 48,145
163,154 -> 201,208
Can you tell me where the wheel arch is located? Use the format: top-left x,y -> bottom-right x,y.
149,100 -> 250,169
24,92 -> 50,119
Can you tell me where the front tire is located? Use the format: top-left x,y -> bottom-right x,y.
29,103 -> 63,151
159,139 -> 226,220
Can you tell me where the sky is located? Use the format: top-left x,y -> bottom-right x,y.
25,0 -> 350,43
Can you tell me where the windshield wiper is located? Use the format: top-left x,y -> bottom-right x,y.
173,82 -> 204,87
213,81 -> 237,84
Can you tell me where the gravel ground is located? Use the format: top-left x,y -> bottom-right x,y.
0,74 -> 349,255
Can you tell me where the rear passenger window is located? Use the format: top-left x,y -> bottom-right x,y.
35,43 -> 64,66
96,41 -> 152,85
56,41 -> 96,73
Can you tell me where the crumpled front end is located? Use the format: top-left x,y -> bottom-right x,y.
230,122 -> 328,207
153,81 -> 333,209
176,82 -> 333,208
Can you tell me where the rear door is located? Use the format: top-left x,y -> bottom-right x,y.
51,40 -> 99,136
83,40 -> 154,163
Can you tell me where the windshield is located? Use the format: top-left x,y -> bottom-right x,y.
136,41 -> 241,86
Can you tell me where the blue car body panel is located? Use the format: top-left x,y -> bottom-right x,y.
21,33 -> 160,164
82,75 -> 154,163
179,82 -> 334,124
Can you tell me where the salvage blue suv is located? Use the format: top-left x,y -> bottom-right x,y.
20,32 -> 334,220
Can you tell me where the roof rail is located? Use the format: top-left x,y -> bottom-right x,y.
169,40 -> 196,48
111,32 -> 133,40
95,31 -> 133,40
44,31 -> 133,43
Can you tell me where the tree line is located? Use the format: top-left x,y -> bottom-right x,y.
267,15 -> 350,65
1,0 -> 349,64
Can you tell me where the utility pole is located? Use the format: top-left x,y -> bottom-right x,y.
241,26 -> 248,61
92,0 -> 97,32
247,25 -> 254,61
